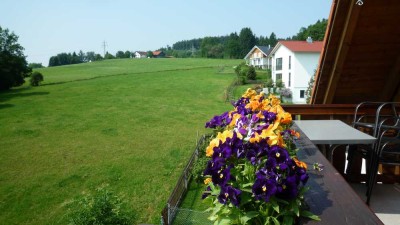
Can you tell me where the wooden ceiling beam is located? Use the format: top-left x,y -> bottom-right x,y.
323,0 -> 362,104
379,55 -> 400,101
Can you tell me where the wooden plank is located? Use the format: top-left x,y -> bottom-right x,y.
323,0 -> 361,104
293,123 -> 383,225
379,56 -> 400,101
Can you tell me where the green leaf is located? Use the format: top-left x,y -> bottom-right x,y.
270,198 -> 280,213
300,210 -> 321,221
216,218 -> 231,225
242,182 -> 253,188
291,201 -> 299,217
271,216 -> 280,225
240,211 -> 259,224
282,216 -> 294,225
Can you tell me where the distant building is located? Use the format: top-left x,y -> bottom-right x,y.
134,51 -> 147,58
152,50 -> 166,58
244,45 -> 272,69
269,38 -> 323,104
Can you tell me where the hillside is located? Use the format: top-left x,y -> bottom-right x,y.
0,58 -> 240,224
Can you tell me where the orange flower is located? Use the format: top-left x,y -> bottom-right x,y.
280,112 -> 292,124
293,157 -> 308,170
290,129 -> 300,138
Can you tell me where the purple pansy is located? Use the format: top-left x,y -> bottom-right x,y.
218,185 -> 241,207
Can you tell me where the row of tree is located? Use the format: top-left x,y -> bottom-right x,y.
48,50 -> 134,67
159,19 -> 327,59
159,28 -> 278,59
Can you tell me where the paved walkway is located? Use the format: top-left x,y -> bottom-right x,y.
351,183 -> 400,225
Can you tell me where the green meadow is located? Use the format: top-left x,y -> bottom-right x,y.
0,58 -> 241,224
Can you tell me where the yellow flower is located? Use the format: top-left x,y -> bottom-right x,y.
229,113 -> 242,128
206,138 -> 219,157
242,88 -> 257,98
217,130 -> 234,143
204,177 -> 212,185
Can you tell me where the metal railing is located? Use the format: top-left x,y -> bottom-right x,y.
161,134 -> 210,225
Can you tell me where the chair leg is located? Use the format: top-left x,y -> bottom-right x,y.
346,145 -> 357,174
366,155 -> 379,205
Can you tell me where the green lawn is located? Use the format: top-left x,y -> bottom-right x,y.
0,58 -> 241,224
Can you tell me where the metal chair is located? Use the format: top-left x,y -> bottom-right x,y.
366,123 -> 400,204
346,102 -> 396,175
346,102 -> 400,204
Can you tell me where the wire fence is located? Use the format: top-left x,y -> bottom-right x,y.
161,134 -> 211,225
170,208 -> 210,225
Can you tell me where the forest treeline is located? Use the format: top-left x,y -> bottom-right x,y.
47,19 -> 327,67
161,19 -> 327,59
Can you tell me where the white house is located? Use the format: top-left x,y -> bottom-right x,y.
269,38 -> 323,104
244,46 -> 272,69
134,51 -> 147,58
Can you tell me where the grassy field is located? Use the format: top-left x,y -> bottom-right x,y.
0,58 -> 241,224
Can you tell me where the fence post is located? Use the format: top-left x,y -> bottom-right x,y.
167,203 -> 171,225
184,171 -> 188,189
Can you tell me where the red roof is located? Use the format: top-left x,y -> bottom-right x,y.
153,50 -> 163,56
279,41 -> 323,52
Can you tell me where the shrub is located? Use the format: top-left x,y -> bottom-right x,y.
275,79 -> 284,88
280,88 -> 292,97
306,69 -> 317,104
30,71 -> 44,86
246,66 -> 257,80
234,62 -> 246,76
265,78 -> 274,88
67,186 -> 136,225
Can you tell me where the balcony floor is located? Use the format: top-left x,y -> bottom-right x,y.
351,183 -> 400,225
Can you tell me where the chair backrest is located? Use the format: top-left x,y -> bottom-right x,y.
353,102 -> 400,137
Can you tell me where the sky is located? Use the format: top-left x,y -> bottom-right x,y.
0,0 -> 332,66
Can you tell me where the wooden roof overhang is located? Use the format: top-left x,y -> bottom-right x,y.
311,0 -> 400,104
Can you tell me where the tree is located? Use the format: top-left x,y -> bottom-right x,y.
30,71 -> 44,86
28,63 -> 44,69
94,54 -> 103,61
0,26 -> 31,90
86,51 -> 96,62
225,32 -> 241,59
246,66 -> 257,80
239,27 -> 256,58
146,51 -> 153,58
124,50 -> 131,58
104,51 -> 115,59
269,32 -> 278,47
116,51 -> 125,58
200,37 -> 225,58
71,52 -> 80,64
292,19 -> 328,41
78,50 -> 85,62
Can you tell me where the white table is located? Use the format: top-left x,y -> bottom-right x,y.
294,120 -> 376,162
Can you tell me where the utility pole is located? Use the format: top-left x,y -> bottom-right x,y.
102,41 -> 107,57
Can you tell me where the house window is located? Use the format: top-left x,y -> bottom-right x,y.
289,56 -> 291,70
276,58 -> 282,70
300,90 -> 305,98
276,73 -> 282,81
288,73 -> 291,87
